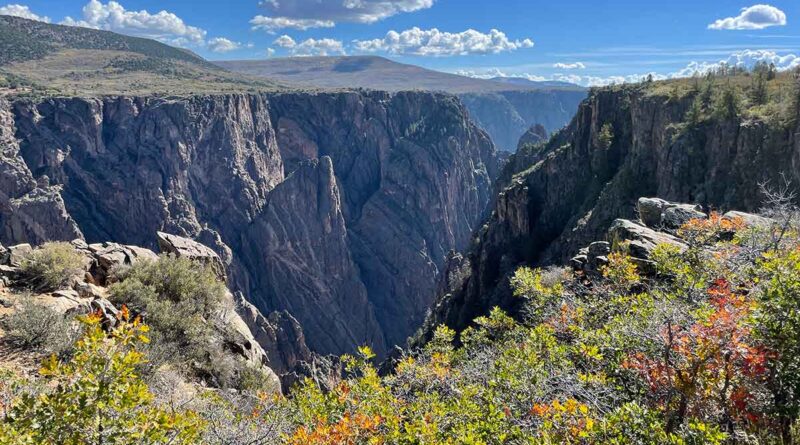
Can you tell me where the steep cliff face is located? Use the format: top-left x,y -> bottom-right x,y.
459,90 -> 586,151
0,90 -> 497,359
422,84 -> 800,340
0,99 -> 82,243
266,91 -> 497,349
239,156 -> 386,356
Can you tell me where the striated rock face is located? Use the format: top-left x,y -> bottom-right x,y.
266,91 -> 497,350
0,99 -> 82,244
239,156 -> 386,356
421,85 -> 800,341
0,90 -> 497,360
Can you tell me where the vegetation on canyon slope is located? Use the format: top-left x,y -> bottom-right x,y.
1,68 -> 800,443
2,188 -> 800,444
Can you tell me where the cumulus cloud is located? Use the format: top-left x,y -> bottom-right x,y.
273,34 -> 345,56
353,27 -> 533,56
250,15 -> 334,33
553,62 -> 586,70
207,37 -> 248,53
458,49 -> 800,87
57,1 -> 245,53
708,4 -> 786,30
61,0 -> 206,44
452,68 -> 544,81
673,49 -> 799,76
0,4 -> 50,22
255,0 -> 433,30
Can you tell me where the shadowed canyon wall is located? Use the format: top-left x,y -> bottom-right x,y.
0,90 -> 497,360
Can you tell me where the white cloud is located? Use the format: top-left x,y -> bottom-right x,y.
250,15 -> 334,33
709,4 -> 786,30
255,0 -> 433,30
273,34 -> 345,56
353,27 -> 534,56
673,49 -> 799,76
553,62 -> 586,70
207,37 -> 245,53
266,48 -> 276,57
61,0 -> 207,44
0,4 -> 50,22
58,1 -> 246,54
457,49 -> 800,87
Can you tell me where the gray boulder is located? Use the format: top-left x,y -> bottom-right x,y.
723,211 -> 774,228
87,242 -> 157,284
608,219 -> 687,261
7,244 -> 32,267
0,244 -> 8,265
156,232 -> 226,281
637,197 -> 706,230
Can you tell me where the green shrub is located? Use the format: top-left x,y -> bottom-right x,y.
0,298 -> 78,356
0,314 -> 203,444
108,255 -> 248,388
598,122 -> 614,149
19,242 -> 85,292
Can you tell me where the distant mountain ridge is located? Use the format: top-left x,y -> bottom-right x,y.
0,15 -> 211,67
489,76 -> 580,89
0,15 -> 277,95
217,56 -> 587,151
216,56 -> 583,94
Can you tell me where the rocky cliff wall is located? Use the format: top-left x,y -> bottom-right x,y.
0,90 -> 497,359
421,84 -> 800,341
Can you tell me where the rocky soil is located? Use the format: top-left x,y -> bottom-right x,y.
0,233 -> 282,390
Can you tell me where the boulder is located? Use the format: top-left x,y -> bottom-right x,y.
0,265 -> 20,280
571,242 -> 612,274
637,197 -> 706,230
48,289 -> 92,314
723,211 -> 774,228
74,281 -> 107,300
87,242 -> 157,284
608,219 -> 687,261
570,254 -> 588,270
0,243 -> 9,265
7,244 -> 32,267
90,298 -> 120,329
587,241 -> 611,258
156,232 -> 226,281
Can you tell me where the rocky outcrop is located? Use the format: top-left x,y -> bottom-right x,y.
157,231 -> 226,281
0,90 -> 496,359
517,124 -> 548,150
0,237 -> 281,390
421,84 -> 800,342
235,293 -> 313,376
637,197 -> 706,230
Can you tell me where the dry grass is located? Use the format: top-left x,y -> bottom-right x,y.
4,49 -> 284,96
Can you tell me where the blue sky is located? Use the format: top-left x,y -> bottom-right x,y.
1,0 -> 798,86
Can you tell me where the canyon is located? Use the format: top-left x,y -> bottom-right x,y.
420,81 -> 800,342
0,89 -> 497,363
